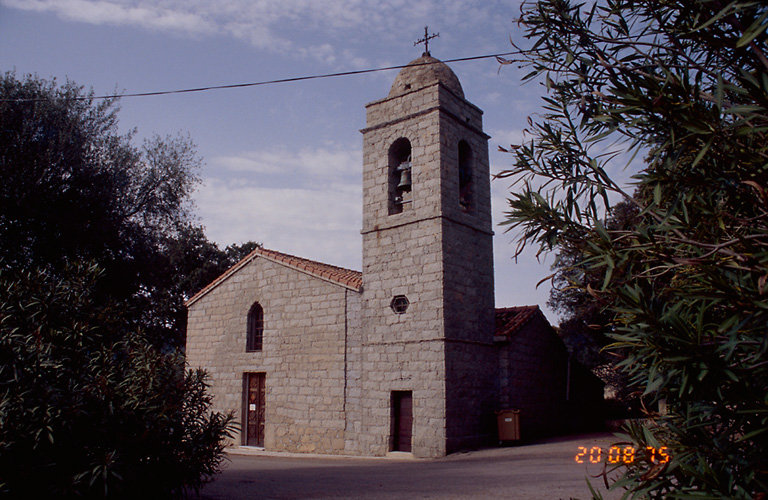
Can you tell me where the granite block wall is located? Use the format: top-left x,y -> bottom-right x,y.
186,256 -> 356,454
359,76 -> 495,457
497,314 -> 569,438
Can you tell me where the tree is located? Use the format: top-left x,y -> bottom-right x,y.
549,200 -> 640,408
498,1 -> 768,496
0,73 -> 243,496
0,72 -> 259,347
162,224 -> 261,341
3,73 -> 190,348
0,263 -> 235,497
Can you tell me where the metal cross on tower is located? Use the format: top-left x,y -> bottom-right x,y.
414,26 -> 439,56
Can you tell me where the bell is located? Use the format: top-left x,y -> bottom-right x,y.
396,162 -> 412,191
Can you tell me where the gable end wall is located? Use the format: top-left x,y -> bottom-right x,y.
186,255 -> 360,454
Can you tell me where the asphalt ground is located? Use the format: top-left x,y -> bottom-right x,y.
193,433 -> 627,499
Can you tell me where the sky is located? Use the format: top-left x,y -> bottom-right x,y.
0,0 -> 580,322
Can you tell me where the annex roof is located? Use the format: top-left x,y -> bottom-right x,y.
494,305 -> 544,339
185,246 -> 363,307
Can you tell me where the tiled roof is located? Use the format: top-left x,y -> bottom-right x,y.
257,248 -> 363,290
185,247 -> 363,306
495,305 -> 543,339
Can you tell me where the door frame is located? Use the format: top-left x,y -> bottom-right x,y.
242,372 -> 266,447
390,390 -> 413,452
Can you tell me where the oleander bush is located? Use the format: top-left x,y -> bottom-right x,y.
500,1 -> 768,496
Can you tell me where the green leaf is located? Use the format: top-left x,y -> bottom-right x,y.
691,140 -> 712,168
735,10 -> 768,48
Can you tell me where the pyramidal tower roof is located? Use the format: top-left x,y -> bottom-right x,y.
388,55 -> 464,99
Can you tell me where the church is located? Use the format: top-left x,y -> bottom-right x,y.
185,51 -> 601,458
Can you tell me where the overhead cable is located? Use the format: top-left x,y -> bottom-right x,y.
1,51 -> 519,102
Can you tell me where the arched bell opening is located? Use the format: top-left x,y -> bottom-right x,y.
388,138 -> 412,215
458,140 -> 473,212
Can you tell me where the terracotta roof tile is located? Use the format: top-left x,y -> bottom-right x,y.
495,305 -> 543,339
185,247 -> 362,306
256,248 -> 363,290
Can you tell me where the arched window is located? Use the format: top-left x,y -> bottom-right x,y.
246,302 -> 263,352
458,140 -> 473,212
388,138 -> 412,215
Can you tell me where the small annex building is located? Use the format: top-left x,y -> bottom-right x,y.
185,53 -> 602,458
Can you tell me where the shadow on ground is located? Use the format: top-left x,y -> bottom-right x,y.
191,433 -> 625,500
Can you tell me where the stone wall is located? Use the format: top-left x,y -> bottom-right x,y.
359,77 -> 496,457
437,87 -> 497,452
343,290 -> 363,454
360,82 -> 450,458
358,214 -> 449,457
186,255 -> 358,454
443,220 -> 496,452
497,314 -> 569,438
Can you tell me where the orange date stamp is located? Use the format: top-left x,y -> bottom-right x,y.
574,446 -> 670,465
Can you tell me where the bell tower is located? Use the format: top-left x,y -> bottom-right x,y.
358,54 -> 496,457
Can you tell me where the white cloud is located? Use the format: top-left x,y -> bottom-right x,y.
197,145 -> 363,270
210,147 -> 361,186
2,0 -> 502,61
195,177 -> 362,270
341,49 -> 370,70
490,128 -> 526,149
3,0 -> 216,34
298,43 -> 337,65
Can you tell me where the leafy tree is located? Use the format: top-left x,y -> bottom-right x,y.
0,73 -> 248,496
1,72 -> 244,348
549,200 -> 640,408
0,263 -> 235,497
159,224 -> 261,345
499,0 -> 768,496
0,72 -> 260,347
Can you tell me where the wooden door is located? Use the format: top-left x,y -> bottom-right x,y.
392,391 -> 413,452
244,373 -> 265,447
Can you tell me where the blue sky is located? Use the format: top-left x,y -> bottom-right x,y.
0,0 -> 574,320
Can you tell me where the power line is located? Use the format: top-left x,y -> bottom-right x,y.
1,51 -> 519,102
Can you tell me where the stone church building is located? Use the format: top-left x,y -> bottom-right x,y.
185,54 -> 601,458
